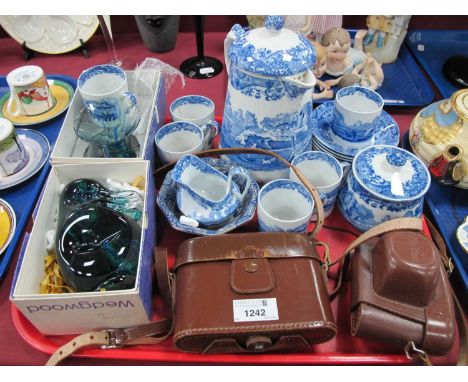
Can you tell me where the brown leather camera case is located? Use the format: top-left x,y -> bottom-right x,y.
351,231 -> 455,355
173,232 -> 336,353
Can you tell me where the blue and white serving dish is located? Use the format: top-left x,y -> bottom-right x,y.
312,101 -> 400,161
338,145 -> 431,231
157,157 -> 259,236
171,154 -> 252,226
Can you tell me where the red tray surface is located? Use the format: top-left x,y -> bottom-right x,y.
11,211 -> 461,365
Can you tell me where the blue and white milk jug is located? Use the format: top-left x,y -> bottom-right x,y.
221,16 -> 317,182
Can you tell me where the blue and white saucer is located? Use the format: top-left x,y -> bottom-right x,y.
157,157 -> 259,236
311,102 -> 400,160
0,129 -> 50,190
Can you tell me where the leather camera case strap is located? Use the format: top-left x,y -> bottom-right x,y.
173,232 -> 336,353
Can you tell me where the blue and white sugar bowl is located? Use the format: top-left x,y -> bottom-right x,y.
171,154 -> 252,226
221,15 -> 317,182
338,145 -> 431,231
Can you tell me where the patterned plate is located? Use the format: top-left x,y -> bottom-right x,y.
0,198 -> 15,255
157,157 -> 259,236
0,16 -> 108,55
0,129 -> 50,190
311,102 -> 400,158
0,79 -> 74,126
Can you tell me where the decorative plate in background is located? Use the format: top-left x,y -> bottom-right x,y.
0,199 -> 16,255
0,16 -> 111,55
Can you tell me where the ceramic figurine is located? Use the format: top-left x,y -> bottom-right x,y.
363,15 -> 411,64
327,53 -> 384,90
321,27 -> 368,77
221,15 -> 317,182
410,89 -> 468,189
307,16 -> 343,42
337,145 -> 431,231
311,42 -> 334,100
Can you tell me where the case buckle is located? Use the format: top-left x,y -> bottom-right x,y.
101,329 -> 128,350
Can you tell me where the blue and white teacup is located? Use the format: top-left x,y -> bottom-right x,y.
332,86 -> 384,142
155,121 -> 219,164
290,151 -> 350,219
171,154 -> 252,226
170,95 -> 216,127
257,179 -> 314,233
77,64 -> 138,129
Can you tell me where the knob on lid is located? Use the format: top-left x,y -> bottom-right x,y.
227,15 -> 316,77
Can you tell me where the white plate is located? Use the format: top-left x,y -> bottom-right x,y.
0,16 -> 111,55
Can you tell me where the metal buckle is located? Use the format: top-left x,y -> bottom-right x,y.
404,341 -> 428,361
101,329 -> 128,350
447,258 -> 454,275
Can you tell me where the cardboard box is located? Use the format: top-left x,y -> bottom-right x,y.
10,161 -> 155,335
50,70 -> 165,168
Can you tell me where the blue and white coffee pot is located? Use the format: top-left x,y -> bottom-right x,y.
220,16 -> 317,182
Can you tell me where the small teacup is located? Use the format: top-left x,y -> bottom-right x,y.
155,121 -> 218,164
290,151 -> 350,220
332,86 -> 384,142
170,95 -> 215,126
6,65 -> 55,117
77,64 -> 137,129
257,179 -> 314,233
0,118 -> 29,176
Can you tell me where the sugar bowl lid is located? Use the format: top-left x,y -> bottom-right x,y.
227,16 -> 316,77
353,145 -> 431,202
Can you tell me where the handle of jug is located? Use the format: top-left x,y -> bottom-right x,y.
226,166 -> 252,203
224,24 -> 245,76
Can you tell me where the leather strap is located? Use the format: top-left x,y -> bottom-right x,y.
153,147 -> 324,239
328,217 -> 424,299
47,249 -> 175,366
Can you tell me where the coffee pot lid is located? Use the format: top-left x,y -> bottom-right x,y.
227,16 -> 316,77
353,145 -> 431,202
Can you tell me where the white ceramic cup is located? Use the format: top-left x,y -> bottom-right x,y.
77,64 -> 137,127
290,151 -> 350,220
170,95 -> 215,126
6,65 -> 55,117
257,179 -> 314,233
0,118 -> 30,176
155,121 -> 218,164
332,86 -> 384,143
